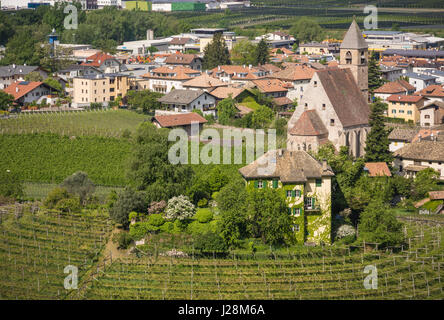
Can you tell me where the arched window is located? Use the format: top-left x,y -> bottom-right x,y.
346,51 -> 352,65
360,51 -> 366,64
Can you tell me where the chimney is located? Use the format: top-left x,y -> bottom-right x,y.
16,87 -> 19,93
12,64 -> 16,69
278,149 -> 283,157
249,64 -> 252,69
418,134 -> 421,142
322,160 -> 327,171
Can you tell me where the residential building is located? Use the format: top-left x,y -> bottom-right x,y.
386,94 -> 425,123
271,64 -> 316,101
251,79 -> 288,99
382,49 -> 444,60
373,79 -> 415,101
414,85 -> 444,103
405,72 -> 436,91
72,74 -> 130,107
239,149 -> 335,245
393,141 -> 444,180
80,52 -> 125,73
57,65 -> 103,82
379,64 -> 403,82
2,81 -> 56,106
158,89 -> 217,116
208,65 -> 269,85
419,101 -> 444,127
299,42 -> 341,55
164,53 -> 203,71
388,127 -> 419,152
0,65 -> 48,90
182,73 -> 227,91
168,37 -> 198,53
151,112 -> 207,136
141,66 -> 201,93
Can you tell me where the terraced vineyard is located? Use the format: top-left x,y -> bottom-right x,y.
0,204 -> 113,300
84,218 -> 444,300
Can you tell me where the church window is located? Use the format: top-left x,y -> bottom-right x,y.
346,51 -> 352,64
330,119 -> 335,126
322,103 -> 326,110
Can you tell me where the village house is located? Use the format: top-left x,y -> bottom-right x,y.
393,141 -> 444,180
157,89 -> 217,116
164,53 -> 203,71
208,65 -> 269,85
239,149 -> 335,245
151,112 -> 207,136
80,52 -> 125,74
57,65 -> 103,82
373,79 -> 415,101
405,72 -> 436,91
168,37 -> 198,53
388,127 -> 419,152
299,42 -> 341,55
271,64 -> 316,101
386,94 -> 426,123
379,65 -> 403,82
2,81 -> 56,106
0,65 -> 48,90
414,84 -> 444,103
419,101 -> 444,126
182,73 -> 227,91
72,74 -> 130,108
251,79 -> 289,99
141,66 -> 201,93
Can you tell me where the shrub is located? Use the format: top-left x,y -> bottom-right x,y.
160,221 -> 174,233
128,211 -> 138,222
113,231 -> 133,249
148,200 -> 166,215
122,129 -> 132,139
335,224 -> 356,240
194,232 -> 228,254
110,188 -> 148,229
44,187 -> 71,209
195,208 -> 213,223
61,171 -> 95,205
55,197 -> 81,213
164,195 -> 196,221
147,213 -> 165,227
129,222 -> 158,240
197,198 -> 208,208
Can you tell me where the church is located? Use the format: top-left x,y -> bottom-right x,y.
287,20 -> 371,158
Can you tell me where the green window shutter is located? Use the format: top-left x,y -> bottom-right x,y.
291,190 -> 295,197
254,181 -> 258,188
293,208 -> 297,215
273,180 -> 278,188
312,198 -> 316,207
288,208 -> 291,215
296,190 -> 301,197
263,181 -> 267,188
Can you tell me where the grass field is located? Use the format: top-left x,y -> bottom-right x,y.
0,109 -> 150,138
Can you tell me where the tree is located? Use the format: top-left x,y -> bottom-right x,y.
364,100 -> 393,164
230,39 -> 257,66
164,195 -> 196,221
368,53 -> 385,93
110,187 -> 148,229
126,90 -> 163,113
411,168 -> 440,200
24,71 -> 44,82
247,188 -> 293,245
252,105 -> 274,129
358,200 -> 404,248
43,77 -> 63,94
202,32 -> 231,70
0,91 -> 14,111
194,232 -> 228,254
128,122 -> 193,202
0,169 -> 23,199
217,96 -> 237,125
61,171 -> 95,205
93,39 -> 118,55
254,38 -> 270,65
290,18 -> 324,44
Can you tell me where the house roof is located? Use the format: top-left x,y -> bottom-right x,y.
257,63 -> 282,73
169,37 -> 192,45
236,104 -> 253,116
412,129 -> 442,143
315,68 -> 370,127
420,100 -> 444,110
81,52 -> 116,67
0,65 -> 41,77
210,86 -> 245,100
404,72 -> 436,81
158,89 -> 211,105
394,141 -> 444,162
210,65 -> 265,80
165,53 -> 201,65
153,112 -> 207,128
252,79 -> 288,93
364,162 -> 392,177
374,79 -> 415,94
182,73 -> 227,88
388,127 -> 419,141
387,94 -> 425,103
143,66 -> 201,80
340,19 -> 367,50
239,149 -> 334,182
289,110 -> 328,136
3,81 -> 48,100
414,85 -> 444,98
272,65 -> 315,81
273,96 -> 293,106
429,191 -> 444,200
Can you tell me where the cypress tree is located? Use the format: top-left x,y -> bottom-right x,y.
364,100 -> 393,164
202,32 -> 231,70
254,38 -> 270,65
368,53 -> 385,94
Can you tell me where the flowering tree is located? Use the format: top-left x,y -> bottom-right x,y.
164,195 -> 196,221
148,200 -> 167,215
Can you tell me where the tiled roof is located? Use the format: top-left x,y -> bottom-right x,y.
412,129 -> 442,143
252,79 -> 288,93
374,79 -> 415,94
158,89 -> 210,105
272,65 -> 315,81
257,63 -> 282,73
394,141 -> 444,162
169,37 -> 192,45
3,81 -> 45,100
209,65 -> 265,80
273,96 -> 293,106
165,53 -> 201,65
210,86 -> 245,99
364,162 -> 392,177
236,104 -> 253,116
239,149 -> 334,182
340,19 -> 367,50
316,68 -> 370,127
143,66 -> 201,80
153,112 -> 207,128
414,85 -> 444,98
388,127 -> 419,141
387,94 -> 424,103
0,65 -> 40,77
289,110 -> 327,136
81,52 -> 116,67
183,73 -> 226,88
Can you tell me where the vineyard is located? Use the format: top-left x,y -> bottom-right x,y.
0,204 -> 113,300
0,109 -> 150,138
83,217 -> 444,300
0,133 -> 131,186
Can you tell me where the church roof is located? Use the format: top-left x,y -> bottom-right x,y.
316,68 -> 370,127
340,19 -> 367,50
289,110 -> 328,136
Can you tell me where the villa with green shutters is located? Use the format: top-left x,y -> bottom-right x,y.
239,149 -> 335,245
